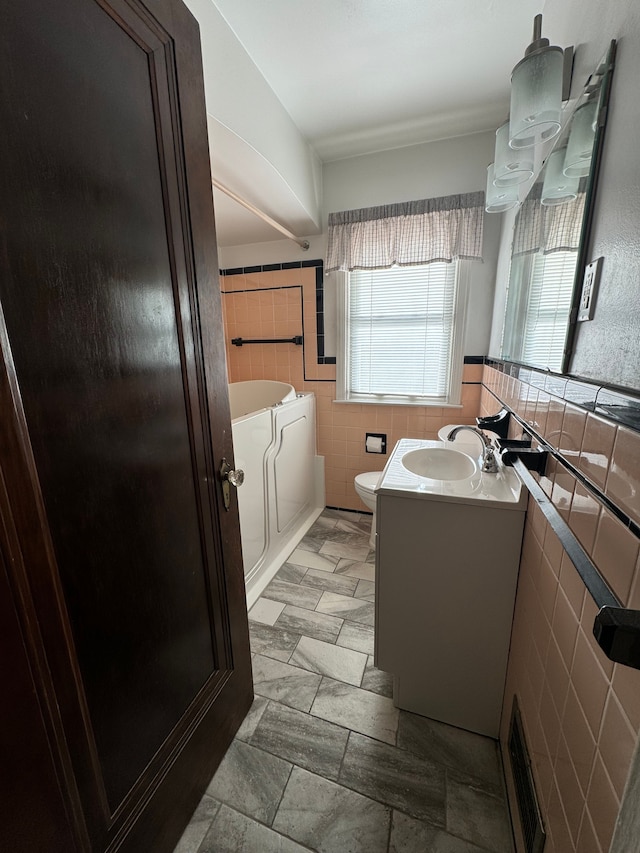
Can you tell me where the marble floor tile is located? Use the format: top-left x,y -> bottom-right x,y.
314,514 -> 339,529
339,732 -> 446,825
315,529 -> 371,547
205,740 -> 292,826
250,700 -> 349,781
290,635 -> 367,687
235,695 -> 269,742
334,559 -> 376,582
336,621 -> 375,656
249,597 -> 286,626
173,794 -> 220,853
366,549 -> 376,564
336,518 -> 373,536
389,811 -> 487,853
276,562 -> 309,584
361,656 -> 394,698
302,567 -> 359,597
199,804 -> 309,853
287,547 -> 340,573
316,591 -> 375,627
355,578 -> 375,601
296,532 -> 326,554
311,677 -> 399,745
446,777 -> 514,852
276,604 -> 343,643
320,539 -> 370,563
272,766 -> 391,853
252,654 -> 322,712
397,711 -> 502,794
249,622 -> 301,663
263,578 -> 323,610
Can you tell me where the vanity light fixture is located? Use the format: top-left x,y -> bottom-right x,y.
493,120 -> 534,186
509,14 -> 572,150
485,163 -> 519,212
563,95 -> 598,177
540,147 -> 579,206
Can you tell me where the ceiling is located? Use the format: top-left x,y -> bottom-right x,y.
209,0 -> 549,246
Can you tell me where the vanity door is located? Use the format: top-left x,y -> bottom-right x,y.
0,0 -> 251,850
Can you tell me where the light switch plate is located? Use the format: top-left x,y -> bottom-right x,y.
578,257 -> 603,321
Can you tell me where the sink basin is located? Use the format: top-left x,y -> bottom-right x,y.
401,447 -> 477,480
378,438 -> 527,509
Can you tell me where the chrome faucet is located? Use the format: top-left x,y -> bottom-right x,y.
446,426 -> 499,473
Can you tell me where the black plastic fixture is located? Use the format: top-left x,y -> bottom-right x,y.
500,447 -> 548,474
477,407 -> 511,438
231,335 -> 303,346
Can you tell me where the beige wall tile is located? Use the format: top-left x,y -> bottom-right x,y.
567,483 -> 602,555
578,414 -> 618,491
606,426 -> 640,526
576,810 -> 603,853
562,685 -> 597,795
592,508 -> 640,605
570,628 -> 610,740
586,755 -> 620,852
598,691 -> 637,799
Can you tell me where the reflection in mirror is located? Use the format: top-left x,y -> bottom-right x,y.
500,42 -> 616,372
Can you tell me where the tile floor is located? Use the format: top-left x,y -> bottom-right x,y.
173,509 -> 515,853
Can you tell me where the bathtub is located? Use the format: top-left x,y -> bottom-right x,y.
229,381 -> 325,608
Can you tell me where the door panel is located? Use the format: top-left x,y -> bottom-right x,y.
0,0 -> 252,849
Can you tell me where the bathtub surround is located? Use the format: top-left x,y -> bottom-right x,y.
173,511 -> 514,853
228,381 -> 324,608
481,360 -> 640,853
220,262 -> 482,511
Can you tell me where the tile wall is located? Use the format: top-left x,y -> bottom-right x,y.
221,259 -> 640,851
221,263 -> 481,511
481,364 -> 640,853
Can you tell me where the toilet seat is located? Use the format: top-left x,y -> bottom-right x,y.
355,471 -> 382,494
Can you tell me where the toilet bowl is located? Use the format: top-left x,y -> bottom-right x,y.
354,471 -> 382,548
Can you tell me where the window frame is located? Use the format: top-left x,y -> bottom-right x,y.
335,261 -> 470,407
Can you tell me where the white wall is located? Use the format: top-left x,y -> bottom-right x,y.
223,131 -> 501,358
182,0 -> 322,233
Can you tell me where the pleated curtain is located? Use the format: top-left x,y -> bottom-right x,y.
325,192 -> 485,272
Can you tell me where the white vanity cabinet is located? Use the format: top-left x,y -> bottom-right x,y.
374,438 -> 527,738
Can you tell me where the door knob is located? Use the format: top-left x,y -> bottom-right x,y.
219,458 -> 244,511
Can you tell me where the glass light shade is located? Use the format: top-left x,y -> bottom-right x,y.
485,164 -> 518,212
563,100 -> 598,177
494,121 -> 534,186
510,47 -> 564,149
540,149 -> 580,206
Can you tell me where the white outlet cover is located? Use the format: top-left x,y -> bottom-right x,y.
578,257 -> 603,322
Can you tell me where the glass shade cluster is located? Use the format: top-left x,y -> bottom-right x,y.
486,15 -> 569,213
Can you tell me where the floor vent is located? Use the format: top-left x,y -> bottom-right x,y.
509,698 -> 546,853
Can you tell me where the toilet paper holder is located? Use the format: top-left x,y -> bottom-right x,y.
365,432 -> 387,453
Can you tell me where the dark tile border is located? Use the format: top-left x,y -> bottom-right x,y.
219,260 -> 335,369
485,358 -> 640,434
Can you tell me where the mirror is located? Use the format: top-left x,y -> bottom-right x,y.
500,42 -> 616,373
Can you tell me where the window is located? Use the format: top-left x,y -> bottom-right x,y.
502,250 -> 576,370
336,262 -> 469,406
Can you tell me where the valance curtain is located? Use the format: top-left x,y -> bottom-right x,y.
512,185 -> 586,257
325,192 -> 485,272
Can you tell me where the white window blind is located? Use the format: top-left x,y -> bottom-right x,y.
521,251 -> 577,367
338,262 -> 466,405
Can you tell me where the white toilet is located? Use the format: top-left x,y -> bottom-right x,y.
354,472 -> 382,548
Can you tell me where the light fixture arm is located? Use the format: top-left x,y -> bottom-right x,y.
525,13 -> 550,56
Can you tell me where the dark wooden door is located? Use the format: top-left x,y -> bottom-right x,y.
0,0 -> 252,851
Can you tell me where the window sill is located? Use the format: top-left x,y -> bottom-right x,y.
333,398 -> 463,408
